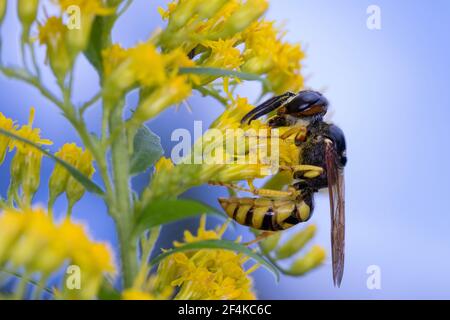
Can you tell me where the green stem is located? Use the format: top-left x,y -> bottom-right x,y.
0,66 -> 64,109
32,275 -> 49,300
109,101 -> 137,288
80,92 -> 102,114
1,269 -> 53,297
13,271 -> 30,300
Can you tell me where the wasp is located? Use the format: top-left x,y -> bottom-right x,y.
218,90 -> 347,286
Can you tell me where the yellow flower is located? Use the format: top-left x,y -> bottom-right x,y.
133,75 -> 192,123
289,245 -> 326,276
48,143 -> 95,213
128,42 -> 167,88
122,290 -> 156,300
122,277 -> 174,300
240,20 -> 306,94
18,0 -> 39,33
0,112 -> 16,165
241,20 -> 279,74
155,216 -> 258,300
0,207 -> 115,299
0,0 -> 7,25
267,42 -> 305,94
197,39 -> 243,84
276,224 -> 317,259
66,148 -> 95,212
56,0 -> 113,16
38,17 -> 71,81
159,0 -> 268,52
9,108 -> 52,154
154,157 -> 175,173
103,43 -> 193,121
102,44 -> 128,78
49,143 -> 83,202
9,108 -> 52,206
55,0 -> 115,52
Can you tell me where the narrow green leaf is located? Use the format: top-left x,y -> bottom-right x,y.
83,15 -> 116,79
129,126 -> 164,176
135,199 -> 225,236
149,240 -> 280,281
0,128 -> 104,195
179,67 -> 272,90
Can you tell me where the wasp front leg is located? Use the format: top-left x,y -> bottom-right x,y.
279,126 -> 308,145
279,164 -> 323,179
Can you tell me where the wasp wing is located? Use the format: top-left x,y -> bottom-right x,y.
325,140 -> 345,287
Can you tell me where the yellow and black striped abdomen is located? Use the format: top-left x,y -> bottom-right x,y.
218,197 -> 312,231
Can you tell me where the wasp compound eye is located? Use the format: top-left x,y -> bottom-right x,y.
284,90 -> 329,117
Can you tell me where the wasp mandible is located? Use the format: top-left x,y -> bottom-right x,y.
218,90 -> 347,286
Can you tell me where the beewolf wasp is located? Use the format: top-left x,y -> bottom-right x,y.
218,90 -> 347,286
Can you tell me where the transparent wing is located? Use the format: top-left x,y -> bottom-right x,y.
325,140 -> 345,287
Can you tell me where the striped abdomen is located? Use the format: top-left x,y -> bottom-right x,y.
218,197 -> 312,231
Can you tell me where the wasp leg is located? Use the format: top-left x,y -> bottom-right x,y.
210,181 -> 298,200
280,164 -> 323,179
209,181 -> 250,193
244,231 -> 274,246
280,126 -> 308,145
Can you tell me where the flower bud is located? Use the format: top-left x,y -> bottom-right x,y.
21,152 -> 43,204
197,0 -> 228,19
289,245 -> 326,276
211,0 -> 268,40
0,211 -> 26,265
167,0 -> 200,30
0,112 -> 15,166
38,17 -> 72,82
132,76 -> 191,123
18,0 -> 39,33
276,225 -> 317,259
0,0 -> 7,25
66,18 -> 94,55
65,149 -> 94,212
260,232 -> 281,254
241,56 -> 272,74
49,143 -> 83,208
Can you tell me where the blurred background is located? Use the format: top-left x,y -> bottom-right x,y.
1,0 -> 450,299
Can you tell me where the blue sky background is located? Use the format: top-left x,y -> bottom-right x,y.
1,0 -> 450,299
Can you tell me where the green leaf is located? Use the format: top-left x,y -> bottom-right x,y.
83,15 -> 116,79
97,279 -> 121,300
129,126 -> 164,176
179,67 -> 272,90
134,199 -> 225,236
0,128 -> 104,195
263,171 -> 293,190
149,240 -> 280,281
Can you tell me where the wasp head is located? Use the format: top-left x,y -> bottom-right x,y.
279,90 -> 329,120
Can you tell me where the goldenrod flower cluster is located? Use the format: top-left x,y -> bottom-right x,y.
159,0 -> 305,93
37,1 -> 114,81
155,216 -> 258,300
0,0 -> 325,300
0,109 -> 52,207
49,143 -> 95,214
102,43 -> 195,123
0,207 -> 115,299
259,225 -> 326,276
145,96 -> 299,203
